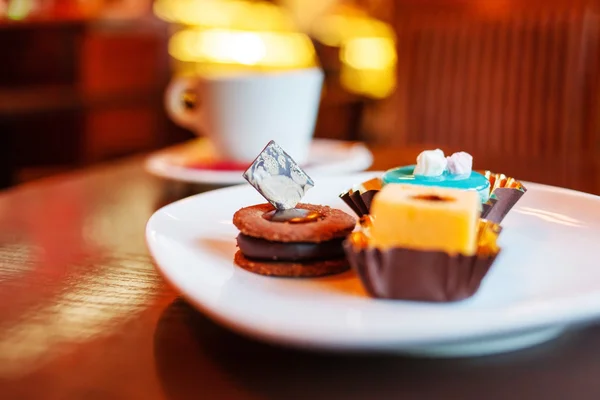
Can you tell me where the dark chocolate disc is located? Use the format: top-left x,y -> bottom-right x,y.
236,234 -> 345,262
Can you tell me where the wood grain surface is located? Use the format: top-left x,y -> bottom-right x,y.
0,147 -> 599,400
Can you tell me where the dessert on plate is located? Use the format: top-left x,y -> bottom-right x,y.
233,203 -> 355,277
340,148 -> 526,223
344,183 -> 501,302
232,140 -> 356,277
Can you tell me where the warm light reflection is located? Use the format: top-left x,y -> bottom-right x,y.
5,0 -> 34,20
169,28 -> 316,68
154,0 -> 296,32
311,13 -> 395,48
0,176 -> 165,378
340,66 -> 396,99
310,7 -> 398,99
0,258 -> 158,378
342,37 -> 396,70
340,36 -> 397,99
155,0 -> 398,98
0,242 -> 35,282
275,0 -> 340,34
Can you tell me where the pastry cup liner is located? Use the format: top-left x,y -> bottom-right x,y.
343,217 -> 502,302
479,171 -> 527,224
339,177 -> 383,217
339,171 -> 526,223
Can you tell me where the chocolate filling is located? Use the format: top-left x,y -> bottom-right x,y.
236,234 -> 345,262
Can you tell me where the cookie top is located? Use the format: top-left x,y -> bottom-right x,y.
232,203 -> 356,243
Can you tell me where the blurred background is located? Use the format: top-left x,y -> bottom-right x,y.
1,0 -> 599,190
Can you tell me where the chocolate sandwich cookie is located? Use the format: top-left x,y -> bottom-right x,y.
232,203 -> 356,277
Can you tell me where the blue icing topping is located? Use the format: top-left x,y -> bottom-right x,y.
382,165 -> 490,203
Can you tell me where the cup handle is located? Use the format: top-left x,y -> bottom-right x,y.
164,77 -> 201,131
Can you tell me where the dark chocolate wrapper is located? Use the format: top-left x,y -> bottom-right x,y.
344,243 -> 498,302
339,178 -> 382,217
344,218 -> 501,302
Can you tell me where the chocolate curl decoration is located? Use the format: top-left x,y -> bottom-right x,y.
339,177 -> 382,217
480,171 -> 527,224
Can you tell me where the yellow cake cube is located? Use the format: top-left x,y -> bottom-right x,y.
369,184 -> 480,255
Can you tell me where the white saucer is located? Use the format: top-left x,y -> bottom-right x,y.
145,138 -> 373,185
146,172 -> 600,356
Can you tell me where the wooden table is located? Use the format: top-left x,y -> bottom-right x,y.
1,146 -> 599,399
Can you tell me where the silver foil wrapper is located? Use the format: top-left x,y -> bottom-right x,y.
243,140 -> 314,210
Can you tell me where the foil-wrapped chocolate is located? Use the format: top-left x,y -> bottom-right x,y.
243,140 -> 314,210
339,177 -> 383,217
344,218 -> 501,302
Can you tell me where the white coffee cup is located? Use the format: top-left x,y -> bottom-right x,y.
165,67 -> 325,165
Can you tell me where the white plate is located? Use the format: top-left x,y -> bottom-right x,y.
145,138 -> 373,185
146,172 -> 600,357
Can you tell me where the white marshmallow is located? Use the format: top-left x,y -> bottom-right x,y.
414,149 -> 447,177
446,152 -> 473,176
